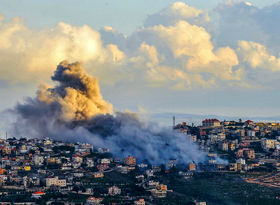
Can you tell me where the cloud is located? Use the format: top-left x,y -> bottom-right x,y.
0,17 -> 122,84
238,41 -> 280,71
127,20 -> 242,88
144,1 -> 210,27
99,26 -> 127,50
214,0 -> 280,53
2,1 -> 280,91
106,44 -> 126,64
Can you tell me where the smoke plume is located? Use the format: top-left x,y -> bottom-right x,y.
12,61 -> 207,164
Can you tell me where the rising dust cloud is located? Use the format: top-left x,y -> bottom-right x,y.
12,61 -> 207,164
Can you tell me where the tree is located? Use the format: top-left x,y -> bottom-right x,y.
73,185 -> 79,193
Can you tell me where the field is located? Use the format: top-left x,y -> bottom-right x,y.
153,172 -> 280,205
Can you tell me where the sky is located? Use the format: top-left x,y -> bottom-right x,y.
1,0 -> 279,34
1,0 -> 280,118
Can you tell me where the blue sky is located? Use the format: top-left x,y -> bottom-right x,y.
1,0 -> 279,33
1,0 -> 280,118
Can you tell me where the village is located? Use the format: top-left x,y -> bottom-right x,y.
0,118 -> 280,204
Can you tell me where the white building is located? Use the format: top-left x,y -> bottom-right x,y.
134,199 -> 145,205
86,196 -> 103,205
33,155 -> 44,166
261,138 -> 275,150
46,176 -> 66,187
108,186 -> 121,196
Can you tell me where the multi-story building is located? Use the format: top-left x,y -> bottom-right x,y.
244,149 -> 255,159
219,141 -> 229,151
93,172 -> 104,178
134,198 -> 145,205
261,139 -> 275,150
189,163 -> 196,171
125,156 -> 136,166
46,176 -> 66,187
33,155 -> 44,166
202,119 -> 220,127
236,149 -> 255,159
108,186 -> 121,196
86,196 -> 103,205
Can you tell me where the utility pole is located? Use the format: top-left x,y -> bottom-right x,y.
173,116 -> 175,128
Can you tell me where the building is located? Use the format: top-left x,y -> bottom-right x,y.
219,141 -> 228,151
150,183 -> 168,198
47,157 -> 56,164
46,176 -> 66,187
24,166 -> 31,171
97,164 -> 109,172
229,143 -> 236,151
148,181 -> 159,189
236,148 -> 255,159
195,202 -> 206,205
0,169 -> 5,175
31,191 -> 45,199
86,196 -> 103,205
237,158 -> 246,165
202,119 -> 220,127
23,176 -> 40,187
73,155 -> 83,163
101,158 -> 111,164
86,158 -> 94,167
124,156 -> 136,166
245,120 -> 254,126
188,163 -> 196,171
190,135 -> 197,142
243,149 -> 255,159
151,188 -> 167,198
247,130 -> 255,137
108,186 -> 121,196
199,130 -> 207,136
261,139 -> 275,150
229,163 -> 237,171
93,172 -> 104,178
33,155 -> 44,166
134,198 -> 145,205
218,133 -> 226,140
157,184 -> 167,191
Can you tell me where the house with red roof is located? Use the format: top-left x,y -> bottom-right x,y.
32,191 -> 45,199
86,196 -> 103,204
202,119 -> 220,127
134,198 -> 145,205
245,120 -> 254,126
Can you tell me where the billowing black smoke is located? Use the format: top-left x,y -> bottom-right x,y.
11,61 -> 207,164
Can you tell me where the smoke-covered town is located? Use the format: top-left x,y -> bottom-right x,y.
1,117 -> 280,204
